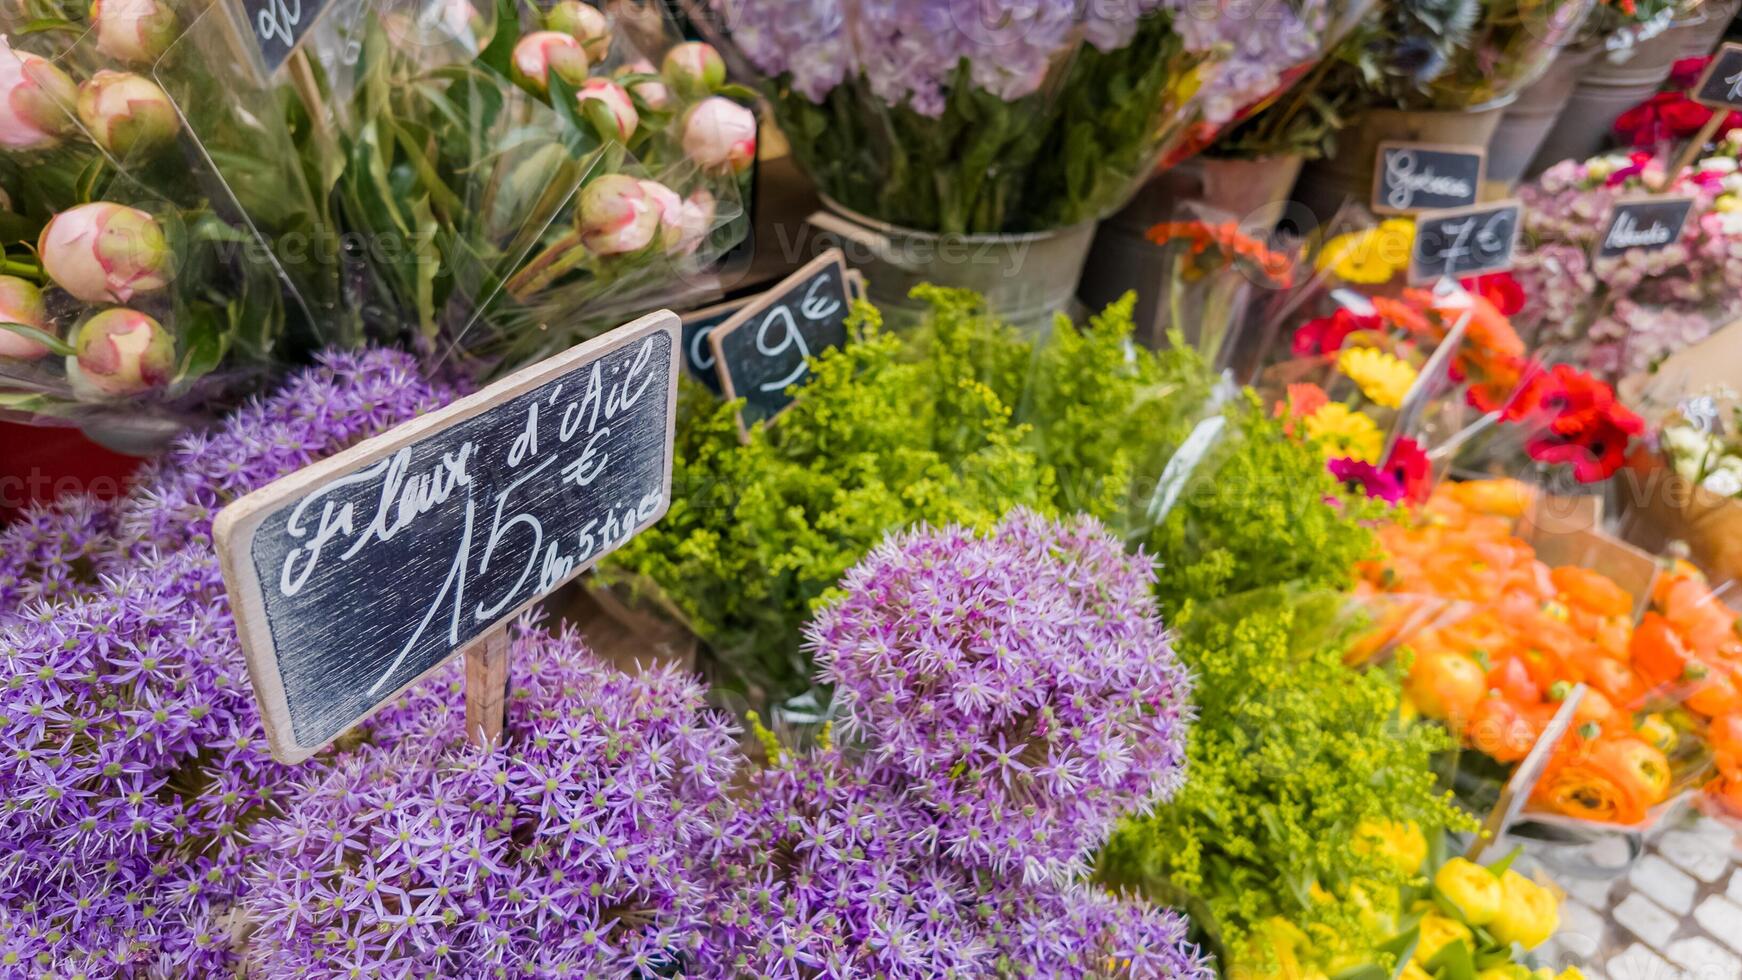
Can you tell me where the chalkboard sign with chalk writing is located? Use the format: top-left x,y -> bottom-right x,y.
215,313 -> 679,763
708,250 -> 852,434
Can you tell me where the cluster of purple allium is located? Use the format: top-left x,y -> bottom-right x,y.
243,621 -> 742,978
0,350 -> 456,976
689,511 -> 1207,978
694,750 -> 1207,978
815,509 -> 1193,885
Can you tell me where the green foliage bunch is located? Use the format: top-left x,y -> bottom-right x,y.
1139,398 -> 1385,620
605,287 -> 1221,704
1096,588 -> 1478,966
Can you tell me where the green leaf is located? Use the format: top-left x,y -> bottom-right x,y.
1425,939 -> 1477,980
17,17 -> 81,34
0,322 -> 73,357
174,305 -> 227,383
475,0 -> 522,80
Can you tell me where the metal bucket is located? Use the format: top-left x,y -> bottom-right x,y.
1526,22 -> 1697,175
1679,0 -> 1739,59
1489,44 -> 1600,187
807,200 -> 1097,334
1290,101 -> 1513,226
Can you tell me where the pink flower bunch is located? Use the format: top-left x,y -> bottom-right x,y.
1513,148 -> 1742,379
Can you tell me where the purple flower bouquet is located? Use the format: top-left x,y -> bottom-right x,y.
698,0 -> 1280,234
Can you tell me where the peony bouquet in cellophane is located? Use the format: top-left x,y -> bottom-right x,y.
288,0 -> 753,380
0,0 -> 344,447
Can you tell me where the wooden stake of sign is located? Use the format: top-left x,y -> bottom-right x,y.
215,312 -> 681,763
1467,684 -> 1586,863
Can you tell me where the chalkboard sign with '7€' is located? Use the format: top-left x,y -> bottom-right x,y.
215,313 -> 680,763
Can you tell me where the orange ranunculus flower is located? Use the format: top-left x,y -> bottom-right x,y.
1439,478 -> 1534,519
1684,661 -> 1742,718
1585,655 -> 1647,709
1632,612 -> 1693,688
1571,687 -> 1618,730
1467,695 -> 1544,763
1407,648 -> 1486,724
1533,735 -> 1671,825
1487,656 -> 1541,705
1710,774 -> 1742,817
1552,566 -> 1634,618
1710,713 -> 1742,761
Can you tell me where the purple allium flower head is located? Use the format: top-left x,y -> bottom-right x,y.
811,509 -> 1193,885
243,621 -> 741,977
0,349 -> 456,974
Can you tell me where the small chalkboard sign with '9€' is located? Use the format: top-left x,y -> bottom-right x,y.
1371,142 -> 1485,215
1408,200 -> 1521,284
708,249 -> 853,437
215,313 -> 680,763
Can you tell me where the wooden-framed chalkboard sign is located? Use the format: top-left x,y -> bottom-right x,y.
215,312 -> 681,763
678,297 -> 753,396
1408,200 -> 1521,285
1371,141 -> 1485,215
1692,42 -> 1742,111
708,248 -> 853,439
242,0 -> 337,72
1597,195 -> 1695,259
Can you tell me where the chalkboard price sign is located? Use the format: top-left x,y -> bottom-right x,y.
1408,201 -> 1521,284
1693,42 -> 1742,110
1371,142 -> 1485,215
1597,196 -> 1694,258
215,313 -> 680,763
678,297 -> 753,396
708,249 -> 853,436
242,0 -> 334,72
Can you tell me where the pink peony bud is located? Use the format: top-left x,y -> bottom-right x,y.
672,188 -> 716,256
661,41 -> 725,95
76,70 -> 180,158
637,179 -> 683,251
681,97 -> 755,174
578,174 -> 660,255
575,78 -> 637,141
89,0 -> 179,65
510,31 -> 589,96
39,202 -> 172,304
0,47 -> 77,151
69,307 -> 173,397
544,0 -> 610,60
617,59 -> 670,111
0,276 -> 53,360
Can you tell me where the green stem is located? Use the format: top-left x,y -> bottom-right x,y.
504,229 -> 589,298
0,258 -> 43,280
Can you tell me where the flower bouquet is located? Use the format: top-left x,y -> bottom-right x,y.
697,0 -> 1249,237
1358,479 -> 1734,833
0,0 -> 344,445
1422,0 -> 1595,110
1512,138 -> 1742,380
1139,216 -> 1298,367
290,0 -> 753,378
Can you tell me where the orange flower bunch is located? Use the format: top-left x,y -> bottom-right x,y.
1396,287 -> 1528,413
1146,220 -> 1295,287
1356,479 -> 1683,825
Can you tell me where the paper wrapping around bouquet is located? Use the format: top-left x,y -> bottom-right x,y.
1622,448 -> 1742,591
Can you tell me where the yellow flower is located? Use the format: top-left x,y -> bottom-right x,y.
1304,403 -> 1383,463
1478,967 -> 1531,980
1434,857 -> 1503,925
1717,195 -> 1742,214
1490,869 -> 1559,949
1338,347 -> 1417,410
1315,220 -> 1415,284
1414,914 -> 1473,965
1353,818 -> 1427,876
1636,714 -> 1676,753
